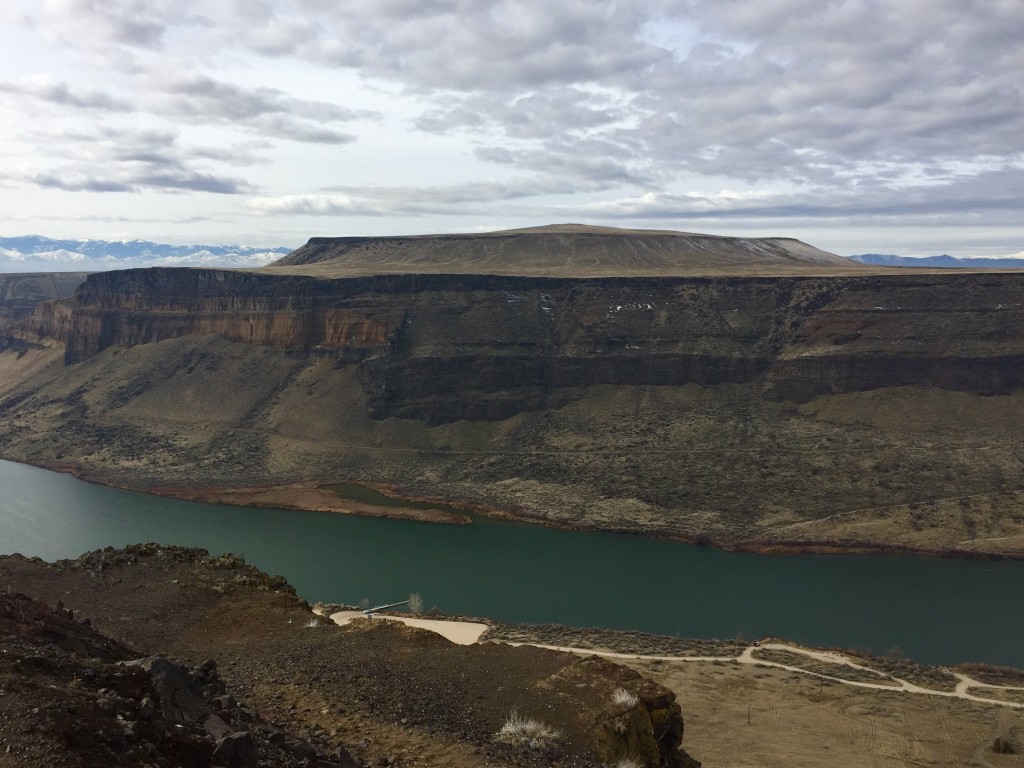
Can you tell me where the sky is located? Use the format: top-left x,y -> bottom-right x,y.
0,0 -> 1021,256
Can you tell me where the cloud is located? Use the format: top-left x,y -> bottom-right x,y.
5,0 -> 1023,247
570,165 -> 1024,224
25,0 -> 205,51
0,75 -> 132,111
19,126 -> 256,195
264,1 -> 670,91
223,0 -> 1022,222
153,73 -> 374,144
249,173 -> 641,217
247,164 -> 1024,229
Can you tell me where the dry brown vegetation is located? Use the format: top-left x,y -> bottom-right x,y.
3,336 -> 1024,555
484,623 -> 744,658
749,648 -> 899,685
625,657 -> 1024,768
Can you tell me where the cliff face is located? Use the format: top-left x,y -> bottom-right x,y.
40,268 -> 1024,422
49,269 -> 410,364
0,272 -> 87,331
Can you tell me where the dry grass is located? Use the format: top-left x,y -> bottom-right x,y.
484,622 -> 744,657
751,648 -> 899,686
611,687 -> 640,708
959,662 -> 1024,687
625,657 -> 1024,768
494,709 -> 561,750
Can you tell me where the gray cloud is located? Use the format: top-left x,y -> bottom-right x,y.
288,1 -> 669,91
154,73 -> 373,144
249,164 -> 1024,228
21,126 -> 255,195
10,0 -> 1024,242
573,165 -> 1024,224
219,0 -> 1020,224
28,0 -> 204,50
249,174 -> 591,216
413,87 -> 635,141
0,77 -> 132,111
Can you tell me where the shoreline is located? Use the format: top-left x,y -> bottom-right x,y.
13,458 -> 473,525
7,455 -> 1024,561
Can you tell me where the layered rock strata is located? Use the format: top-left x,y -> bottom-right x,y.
28,268 -> 1024,422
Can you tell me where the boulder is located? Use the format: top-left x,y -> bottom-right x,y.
124,656 -> 208,723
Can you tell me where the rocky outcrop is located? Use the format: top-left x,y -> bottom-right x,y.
0,588 -> 355,768
551,656 -> 699,768
32,267 -> 1024,422
1,547 -> 703,768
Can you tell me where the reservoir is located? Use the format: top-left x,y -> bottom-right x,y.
1,458 -> 1022,668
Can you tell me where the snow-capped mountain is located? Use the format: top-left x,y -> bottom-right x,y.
850,252 -> 1024,268
0,236 -> 293,273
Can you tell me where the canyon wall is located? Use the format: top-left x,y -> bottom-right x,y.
26,268 -> 1024,423
6,265 -> 1024,550
0,272 -> 87,329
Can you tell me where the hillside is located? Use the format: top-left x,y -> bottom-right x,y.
2,252 -> 1024,555
269,224 -> 864,277
0,544 -> 698,768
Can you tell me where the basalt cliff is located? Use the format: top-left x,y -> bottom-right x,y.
2,226 -> 1024,555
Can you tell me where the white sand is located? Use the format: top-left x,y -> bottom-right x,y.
327,610 -> 488,645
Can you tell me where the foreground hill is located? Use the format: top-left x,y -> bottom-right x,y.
0,545 -> 698,768
269,224 -> 864,277
2,247 -> 1024,554
2,546 -> 1018,768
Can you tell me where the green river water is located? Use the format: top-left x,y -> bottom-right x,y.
1,459 -> 1021,667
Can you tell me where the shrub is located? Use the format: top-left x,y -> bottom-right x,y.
408,592 -> 424,614
495,709 -> 561,750
611,688 -> 639,708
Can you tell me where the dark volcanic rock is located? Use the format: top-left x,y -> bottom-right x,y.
124,655 -> 209,723
0,587 -> 364,768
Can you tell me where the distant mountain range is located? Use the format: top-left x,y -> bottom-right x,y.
0,236 -> 293,273
850,253 -> 1024,268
